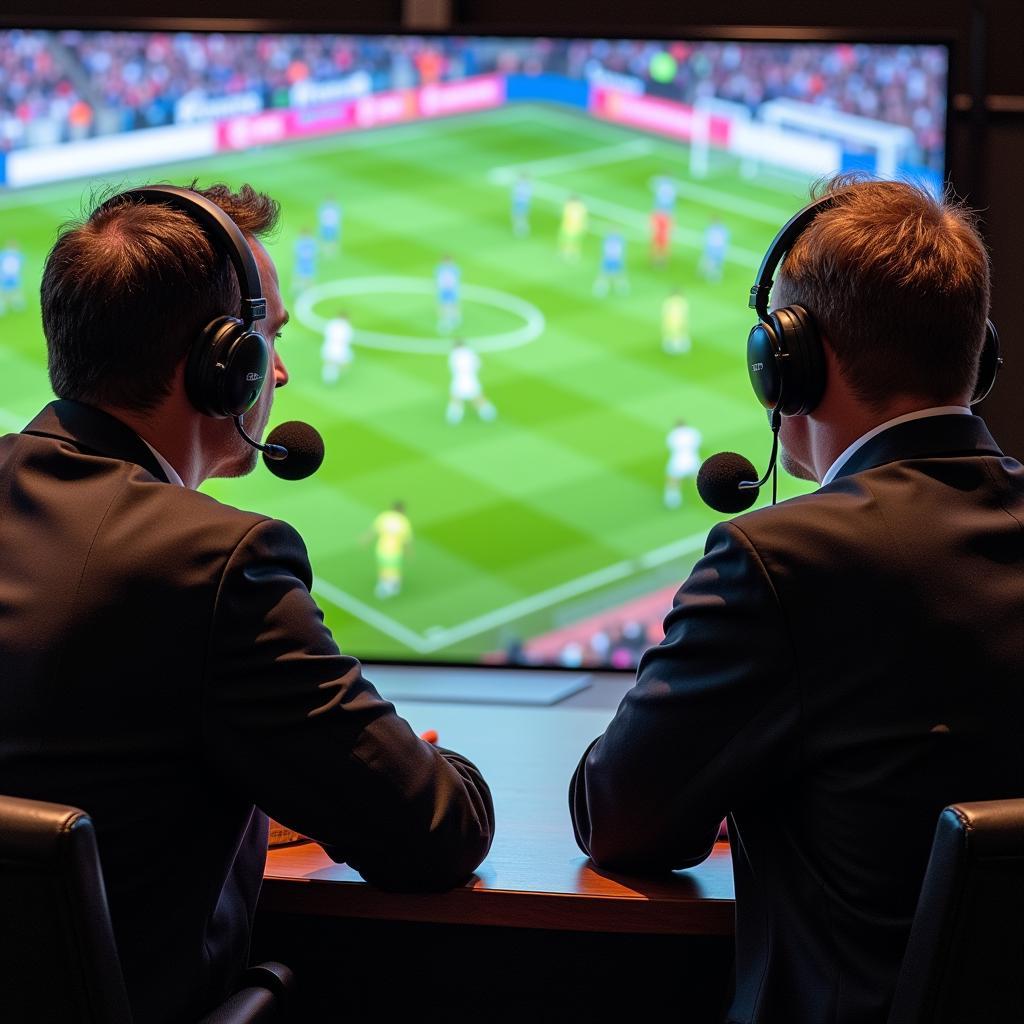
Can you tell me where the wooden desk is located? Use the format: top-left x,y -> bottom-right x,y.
262,698 -> 735,937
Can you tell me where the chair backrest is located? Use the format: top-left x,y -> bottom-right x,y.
0,794 -> 133,1024
888,799 -> 1024,1024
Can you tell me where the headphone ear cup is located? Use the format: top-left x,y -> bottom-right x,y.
186,317 -> 270,418
971,319 -> 1002,406
746,305 -> 826,417
747,319 -> 784,411
222,328 -> 271,418
772,304 -> 826,417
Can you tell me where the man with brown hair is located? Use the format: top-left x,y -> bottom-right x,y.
0,183 -> 494,1024
570,176 -> 1023,1023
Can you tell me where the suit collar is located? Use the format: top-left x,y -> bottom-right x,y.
21,400 -> 171,484
833,413 -> 1003,481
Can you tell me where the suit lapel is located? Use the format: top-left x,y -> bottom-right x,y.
21,400 -> 171,484
834,414 -> 1004,481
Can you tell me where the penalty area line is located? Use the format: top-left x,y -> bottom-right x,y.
488,138 -> 655,185
425,530 -> 708,649
312,530 -> 709,654
312,578 -> 434,654
492,176 -> 765,268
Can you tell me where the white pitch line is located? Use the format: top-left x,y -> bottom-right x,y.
294,275 -> 546,354
0,104 -> 546,212
636,531 -> 711,570
490,132 -> 790,228
0,407 -> 26,432
418,529 -> 709,650
650,175 -> 795,225
501,176 -> 764,267
310,529 -> 710,652
312,578 -> 433,654
525,104 -> 811,199
488,138 -> 654,185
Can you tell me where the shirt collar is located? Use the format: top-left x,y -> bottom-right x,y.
821,406 -> 972,486
22,400 -> 172,484
140,438 -> 186,488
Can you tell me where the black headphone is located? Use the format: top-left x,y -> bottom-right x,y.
110,185 -> 270,419
746,195 -> 1002,416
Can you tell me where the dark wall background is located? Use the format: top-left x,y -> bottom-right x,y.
9,0 -> 1023,453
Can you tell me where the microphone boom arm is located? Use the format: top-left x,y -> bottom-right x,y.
737,408 -> 782,505
234,415 -> 287,461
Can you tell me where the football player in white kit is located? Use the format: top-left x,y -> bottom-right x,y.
321,311 -> 354,383
664,418 -> 702,508
447,339 -> 496,424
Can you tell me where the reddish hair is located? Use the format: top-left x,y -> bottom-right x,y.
774,175 -> 990,407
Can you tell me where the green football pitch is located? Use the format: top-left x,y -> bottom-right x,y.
0,102 -> 817,662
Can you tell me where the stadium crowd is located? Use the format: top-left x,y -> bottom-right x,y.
560,39 -> 948,170
502,614 -> 666,671
0,30 -> 945,170
0,31 -> 91,151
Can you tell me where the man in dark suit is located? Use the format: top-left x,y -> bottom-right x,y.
0,184 -> 494,1024
569,177 -> 1023,1023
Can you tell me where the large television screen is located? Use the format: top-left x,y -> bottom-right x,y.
0,28 -> 950,668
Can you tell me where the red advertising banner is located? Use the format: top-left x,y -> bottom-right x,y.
216,75 -> 507,152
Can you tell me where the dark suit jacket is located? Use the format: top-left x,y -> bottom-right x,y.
0,400 -> 494,1024
570,414 -> 1024,1023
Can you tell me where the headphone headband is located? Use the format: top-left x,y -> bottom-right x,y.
748,195 -> 838,319
113,185 -> 266,327
103,184 -> 271,419
747,191 -> 1000,415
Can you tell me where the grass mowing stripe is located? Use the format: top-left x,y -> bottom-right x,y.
487,138 -> 655,182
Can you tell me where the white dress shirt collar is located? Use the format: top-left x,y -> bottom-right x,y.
821,406 -> 972,486
140,438 -> 186,488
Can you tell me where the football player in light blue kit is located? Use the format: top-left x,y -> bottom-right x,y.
593,231 -> 628,296
294,228 -> 317,296
652,175 -> 677,213
318,196 -> 342,255
511,174 -> 532,237
0,241 -> 25,315
436,255 -> 462,332
700,215 -> 730,282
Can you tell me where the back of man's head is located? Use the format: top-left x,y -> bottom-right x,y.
775,175 -> 990,409
42,182 -> 279,413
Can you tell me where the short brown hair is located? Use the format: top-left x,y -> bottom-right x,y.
774,174 -> 990,407
42,182 -> 279,412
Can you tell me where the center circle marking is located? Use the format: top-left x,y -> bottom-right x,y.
294,276 -> 546,354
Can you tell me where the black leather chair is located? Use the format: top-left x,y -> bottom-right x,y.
0,795 -> 293,1023
887,799 -> 1024,1024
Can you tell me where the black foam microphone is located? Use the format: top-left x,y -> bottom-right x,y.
696,410 -> 782,513
234,416 -> 325,480
697,452 -> 760,513
261,421 -> 325,480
